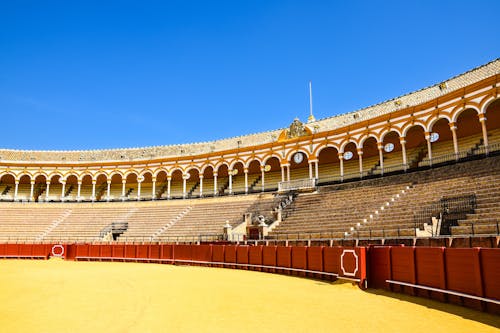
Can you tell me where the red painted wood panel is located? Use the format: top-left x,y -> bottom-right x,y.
323,246 -> 342,274
100,245 -> 112,258
480,248 -> 500,300
160,244 -> 173,260
211,245 -> 225,264
445,248 -> 483,297
276,246 -> 292,269
224,245 -> 237,263
149,244 -> 161,259
391,247 -> 416,284
192,245 -> 212,263
368,246 -> 391,289
262,246 -> 277,272
5,244 -> 18,256
76,244 -> 89,257
307,246 -> 323,272
112,245 -> 125,258
291,246 -> 307,270
415,247 -> 446,289
248,246 -> 263,270
136,244 -> 149,259
89,244 -> 100,257
125,244 -> 136,258
236,246 -> 249,269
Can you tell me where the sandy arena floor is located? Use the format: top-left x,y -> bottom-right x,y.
0,259 -> 498,333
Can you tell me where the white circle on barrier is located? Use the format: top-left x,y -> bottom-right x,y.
340,249 -> 358,277
51,244 -> 65,257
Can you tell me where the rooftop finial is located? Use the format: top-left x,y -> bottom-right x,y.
307,80 -> 315,123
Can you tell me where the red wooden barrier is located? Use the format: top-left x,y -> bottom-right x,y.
125,244 -> 136,258
100,245 -> 112,258
236,246 -> 249,269
211,245 -> 225,267
112,244 -> 125,258
136,244 -> 149,259
248,245 -> 263,271
65,244 -> 77,259
445,248 -> 483,297
480,248 -> 500,314
368,246 -> 391,289
307,246 -> 323,272
19,244 -> 32,256
192,245 -> 212,264
390,246 -> 416,294
160,244 -> 173,260
5,244 -> 18,256
323,246 -> 342,275
32,244 -> 49,257
224,245 -> 237,267
276,246 -> 292,273
0,243 -> 5,256
262,246 -> 277,272
89,244 -> 100,257
149,244 -> 161,260
174,244 -> 192,261
291,246 -> 307,271
414,247 -> 446,301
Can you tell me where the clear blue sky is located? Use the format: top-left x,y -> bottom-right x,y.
1,1 -> 498,150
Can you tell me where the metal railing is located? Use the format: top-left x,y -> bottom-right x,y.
278,178 -> 317,192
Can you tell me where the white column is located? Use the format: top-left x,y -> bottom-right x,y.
199,175 -> 204,197
244,169 -> 248,194
30,181 -> 35,201
167,177 -> 172,199
137,179 -> 142,201
357,148 -> 363,177
425,131 -> 433,165
14,181 -> 19,201
91,181 -> 96,201
400,137 -> 407,170
45,181 -> 51,201
152,177 -> 156,200
121,180 -> 126,201
281,165 -> 285,182
228,172 -> 233,194
77,181 -> 82,201
213,173 -> 218,196
449,122 -> 459,160
61,180 -> 66,201
286,165 -> 290,181
182,176 -> 187,198
479,114 -> 489,154
308,161 -> 313,179
314,160 -> 319,180
338,153 -> 344,181
261,167 -> 265,192
106,180 -> 111,201
377,142 -> 384,174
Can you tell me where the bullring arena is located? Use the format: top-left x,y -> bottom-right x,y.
1,60 -> 500,332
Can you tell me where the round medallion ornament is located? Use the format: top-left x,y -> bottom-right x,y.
430,132 -> 439,143
344,151 -> 353,160
384,143 -> 394,153
293,152 -> 304,164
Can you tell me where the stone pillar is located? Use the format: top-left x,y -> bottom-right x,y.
314,160 -> 319,180
338,153 -> 344,181
137,178 -> 142,201
106,180 -> 111,202
377,142 -> 384,175
91,181 -> 96,202
199,175 -> 204,197
357,148 -> 363,178
45,181 -> 51,201
167,176 -> 172,199
244,169 -> 248,194
121,179 -> 126,201
152,177 -> 156,200
213,173 -> 218,196
30,181 -> 35,201
182,175 -> 187,198
400,137 -> 407,171
449,121 -> 459,160
14,180 -> 19,201
61,180 -> 66,201
228,172 -> 233,194
281,165 -> 285,182
425,131 -> 433,165
308,161 -> 313,179
261,166 -> 265,192
478,114 -> 489,154
77,181 -> 82,201
286,165 -> 290,181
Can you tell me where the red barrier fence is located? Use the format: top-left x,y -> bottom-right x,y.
0,243 -> 498,312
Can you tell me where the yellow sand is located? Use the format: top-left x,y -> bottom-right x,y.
0,260 -> 498,333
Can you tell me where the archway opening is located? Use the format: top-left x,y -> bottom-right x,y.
317,147 -> 339,183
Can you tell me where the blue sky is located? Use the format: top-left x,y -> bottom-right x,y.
1,1 -> 499,150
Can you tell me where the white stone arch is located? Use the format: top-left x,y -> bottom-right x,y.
285,148 -> 310,163
313,142 -> 340,159
359,134 -> 381,148
123,169 -> 140,179
243,156 -> 263,169
480,95 -> 500,114
0,171 -> 19,182
214,161 -> 230,173
229,159 -> 245,170
184,165 -> 201,175
92,171 -> 110,182
139,169 -> 154,178
154,167 -> 169,178
339,139 -> 359,153
402,122 -> 427,137
200,163 -> 216,174
31,171 -> 50,182
427,115 -> 452,132
451,105 -> 481,123
262,153 -> 282,166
